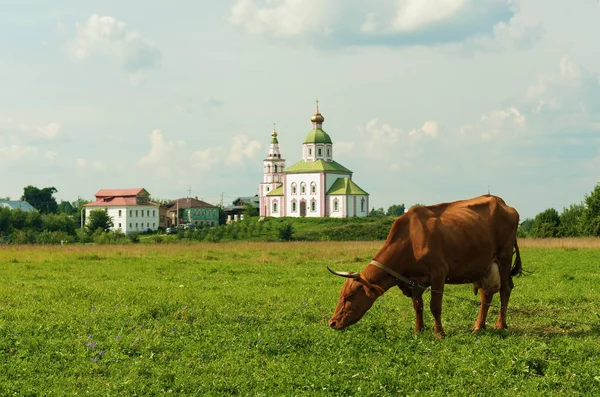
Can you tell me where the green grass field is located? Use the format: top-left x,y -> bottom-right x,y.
1,242 -> 599,396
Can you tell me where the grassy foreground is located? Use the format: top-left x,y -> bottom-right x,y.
0,242 -> 599,396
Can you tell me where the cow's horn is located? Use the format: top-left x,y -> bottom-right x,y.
327,267 -> 360,279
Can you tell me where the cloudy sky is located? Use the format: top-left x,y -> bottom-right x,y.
1,0 -> 599,218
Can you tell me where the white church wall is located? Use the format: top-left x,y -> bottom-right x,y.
328,195 -> 346,218
285,173 -> 322,217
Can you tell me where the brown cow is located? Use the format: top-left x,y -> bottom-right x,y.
328,195 -> 522,337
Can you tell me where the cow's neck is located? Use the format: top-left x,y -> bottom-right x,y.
361,264 -> 400,292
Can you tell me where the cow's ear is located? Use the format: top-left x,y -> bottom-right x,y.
364,284 -> 384,299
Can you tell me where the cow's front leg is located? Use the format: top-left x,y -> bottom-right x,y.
473,289 -> 494,332
412,295 -> 424,334
429,274 -> 446,338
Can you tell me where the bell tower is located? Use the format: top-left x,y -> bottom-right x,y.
259,125 -> 286,216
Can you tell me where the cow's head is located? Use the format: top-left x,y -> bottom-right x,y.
327,267 -> 385,330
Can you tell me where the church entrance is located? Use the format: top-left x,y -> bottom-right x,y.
300,201 -> 306,217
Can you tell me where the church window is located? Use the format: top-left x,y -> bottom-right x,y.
267,164 -> 271,173
311,201 -> 316,212
361,198 -> 365,212
301,183 -> 306,194
118,210 -> 122,217
334,200 -> 339,211
318,148 -> 322,156
292,202 -> 297,212
266,186 -> 270,192
311,182 -> 316,194
274,165 -> 278,172
309,148 -> 312,156
291,183 -> 297,194
327,148 -> 330,156
273,202 -> 278,213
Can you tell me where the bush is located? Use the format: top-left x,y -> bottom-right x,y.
278,222 -> 294,241
128,232 -> 140,243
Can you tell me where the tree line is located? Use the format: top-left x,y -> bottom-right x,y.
519,183 -> 600,238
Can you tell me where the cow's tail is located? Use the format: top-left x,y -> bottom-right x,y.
511,238 -> 523,277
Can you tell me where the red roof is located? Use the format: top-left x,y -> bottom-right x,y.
95,188 -> 145,197
85,187 -> 158,207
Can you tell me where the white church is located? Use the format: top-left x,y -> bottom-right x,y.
259,105 -> 369,218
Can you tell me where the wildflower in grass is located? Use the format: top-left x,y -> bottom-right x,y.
87,334 -> 92,340
91,357 -> 98,363
201,353 -> 204,358
183,305 -> 188,309
99,350 -> 104,357
116,335 -> 121,340
136,337 -> 141,342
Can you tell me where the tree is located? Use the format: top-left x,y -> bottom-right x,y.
530,208 -> 560,238
278,222 -> 294,241
57,200 -> 75,216
244,202 -> 259,217
519,218 -> 534,236
369,207 -> 386,217
386,204 -> 406,217
581,183 -> 600,236
86,209 -> 114,235
558,204 -> 584,237
21,185 -> 58,214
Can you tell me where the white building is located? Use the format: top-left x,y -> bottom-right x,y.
259,105 -> 369,218
84,188 -> 161,234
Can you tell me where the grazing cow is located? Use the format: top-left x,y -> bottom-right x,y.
328,195 -> 522,337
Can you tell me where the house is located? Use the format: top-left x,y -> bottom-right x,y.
164,197 -> 219,227
224,195 -> 259,223
84,188 -> 161,234
0,200 -> 38,212
259,104 -> 369,218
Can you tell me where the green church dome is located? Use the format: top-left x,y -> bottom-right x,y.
303,128 -> 332,144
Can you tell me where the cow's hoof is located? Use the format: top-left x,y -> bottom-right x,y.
472,325 -> 486,333
494,323 -> 508,330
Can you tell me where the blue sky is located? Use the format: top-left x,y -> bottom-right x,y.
1,0 -> 599,219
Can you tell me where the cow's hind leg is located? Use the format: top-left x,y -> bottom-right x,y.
472,289 -> 494,332
495,255 -> 514,330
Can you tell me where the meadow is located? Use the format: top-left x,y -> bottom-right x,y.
0,241 -> 599,396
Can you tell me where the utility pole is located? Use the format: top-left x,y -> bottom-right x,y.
188,186 -> 192,198
221,192 -> 224,207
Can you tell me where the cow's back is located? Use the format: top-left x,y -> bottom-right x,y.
376,195 -> 519,281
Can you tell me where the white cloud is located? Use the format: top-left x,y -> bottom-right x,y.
139,129 -> 185,166
359,118 -> 438,170
192,147 -> 222,170
525,56 -> 600,116
76,158 -> 105,171
0,144 -> 38,163
460,107 -> 525,141
226,134 -> 262,166
229,0 -> 531,49
68,14 -> 161,83
408,120 -> 439,138
392,0 -> 467,32
229,0 -> 337,37
34,122 -> 61,140
0,119 -> 62,166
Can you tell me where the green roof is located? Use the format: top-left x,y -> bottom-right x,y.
326,178 -> 369,195
303,128 -> 332,144
266,185 -> 284,196
271,137 -> 278,144
285,159 -> 352,174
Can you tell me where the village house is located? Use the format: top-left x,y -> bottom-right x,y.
164,197 -> 220,227
84,188 -> 161,234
